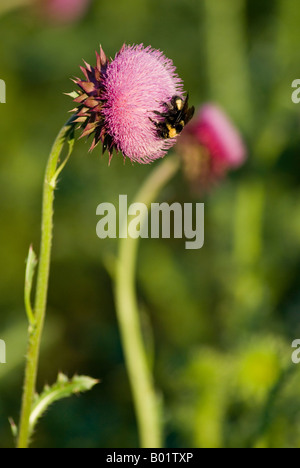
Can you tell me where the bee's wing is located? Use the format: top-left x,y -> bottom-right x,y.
184,106 -> 195,125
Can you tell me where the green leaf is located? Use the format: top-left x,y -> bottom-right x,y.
29,373 -> 99,436
24,245 -> 38,325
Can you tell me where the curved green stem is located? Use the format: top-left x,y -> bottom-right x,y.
115,155 -> 180,448
17,117 -> 75,449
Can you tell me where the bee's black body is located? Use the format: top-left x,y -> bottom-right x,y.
151,95 -> 195,139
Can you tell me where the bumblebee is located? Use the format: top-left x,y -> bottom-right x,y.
151,94 -> 195,139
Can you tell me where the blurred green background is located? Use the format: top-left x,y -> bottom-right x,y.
1,0 -> 300,448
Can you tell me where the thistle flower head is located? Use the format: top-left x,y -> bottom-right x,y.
70,44 -> 188,163
178,104 -> 247,192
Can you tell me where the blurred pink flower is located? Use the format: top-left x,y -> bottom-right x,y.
40,0 -> 91,24
71,44 -> 187,164
190,105 -> 246,168
178,104 -> 247,192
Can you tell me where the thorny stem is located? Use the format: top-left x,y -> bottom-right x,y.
17,117 -> 75,449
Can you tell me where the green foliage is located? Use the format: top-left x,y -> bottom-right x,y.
29,374 -> 99,437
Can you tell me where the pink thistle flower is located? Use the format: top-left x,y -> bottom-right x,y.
178,104 -> 247,192
70,44 -> 193,164
40,0 -> 91,24
189,105 -> 246,169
